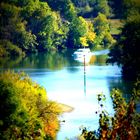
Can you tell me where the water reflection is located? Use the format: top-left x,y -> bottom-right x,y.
0,51 -> 77,69
0,51 -> 108,69
0,50 -> 133,140
19,52 -> 69,70
0,55 -> 23,68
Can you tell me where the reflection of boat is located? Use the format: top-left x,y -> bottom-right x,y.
72,48 -> 92,63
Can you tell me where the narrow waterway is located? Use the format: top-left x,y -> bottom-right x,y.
0,50 -> 130,139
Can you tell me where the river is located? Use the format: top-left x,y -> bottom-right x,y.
0,50 -> 131,139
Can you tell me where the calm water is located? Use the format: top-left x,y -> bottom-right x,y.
0,50 -> 131,139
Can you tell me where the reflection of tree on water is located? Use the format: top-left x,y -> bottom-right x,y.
0,51 -> 72,70
0,55 -> 23,68
84,55 -> 86,96
22,52 -> 69,70
107,77 -> 133,102
94,55 -> 108,65
0,51 -> 133,101
0,50 -> 85,71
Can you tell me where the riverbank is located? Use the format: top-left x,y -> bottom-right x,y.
58,103 -> 74,113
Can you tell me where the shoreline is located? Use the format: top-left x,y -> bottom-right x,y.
58,103 -> 74,113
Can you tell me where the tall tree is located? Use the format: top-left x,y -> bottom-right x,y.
92,0 -> 112,17
0,2 -> 37,55
67,16 -> 95,48
46,0 -> 77,21
93,13 -> 115,50
109,0 -> 124,18
108,0 -> 140,80
19,0 -> 67,51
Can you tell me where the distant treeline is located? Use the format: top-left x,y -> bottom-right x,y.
0,0 -> 140,80
0,0 -> 117,57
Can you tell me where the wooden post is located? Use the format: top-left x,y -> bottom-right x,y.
84,51 -> 86,96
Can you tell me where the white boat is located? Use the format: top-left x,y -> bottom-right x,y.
72,48 -> 92,63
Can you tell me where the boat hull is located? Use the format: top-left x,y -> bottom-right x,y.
72,48 -> 92,63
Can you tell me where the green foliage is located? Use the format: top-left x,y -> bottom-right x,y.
120,19 -> 140,80
72,0 -> 91,7
78,4 -> 93,17
72,0 -> 112,18
0,2 -> 37,53
68,16 -> 88,47
47,0 -> 77,21
0,0 -> 69,55
0,40 -> 24,57
22,1 -> 65,51
0,0 -> 117,56
93,13 -> 115,50
107,0 -> 140,80
62,0 -> 77,21
108,14 -> 140,80
0,71 -> 62,139
109,0 -> 124,18
93,0 -> 112,17
68,16 -> 96,48
133,80 -> 140,101
123,0 -> 140,18
80,21 -> 96,47
0,0 -> 132,56
109,19 -> 124,35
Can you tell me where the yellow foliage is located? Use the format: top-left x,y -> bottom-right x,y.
79,20 -> 96,46
89,55 -> 96,64
87,31 -> 96,42
79,16 -> 88,28
80,31 -> 96,47
80,36 -> 89,47
44,119 -> 59,139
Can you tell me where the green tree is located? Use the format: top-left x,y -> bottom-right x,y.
67,16 -> 96,48
0,40 -> 23,57
109,0 -> 124,18
0,71 -> 62,139
67,16 -> 88,48
93,13 -> 115,50
108,1 -> 140,80
0,2 -> 37,54
72,0 -> 89,7
108,16 -> 140,80
22,1 -> 67,51
92,0 -> 112,17
47,0 -> 77,21
123,0 -> 140,18
0,0 -> 69,55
